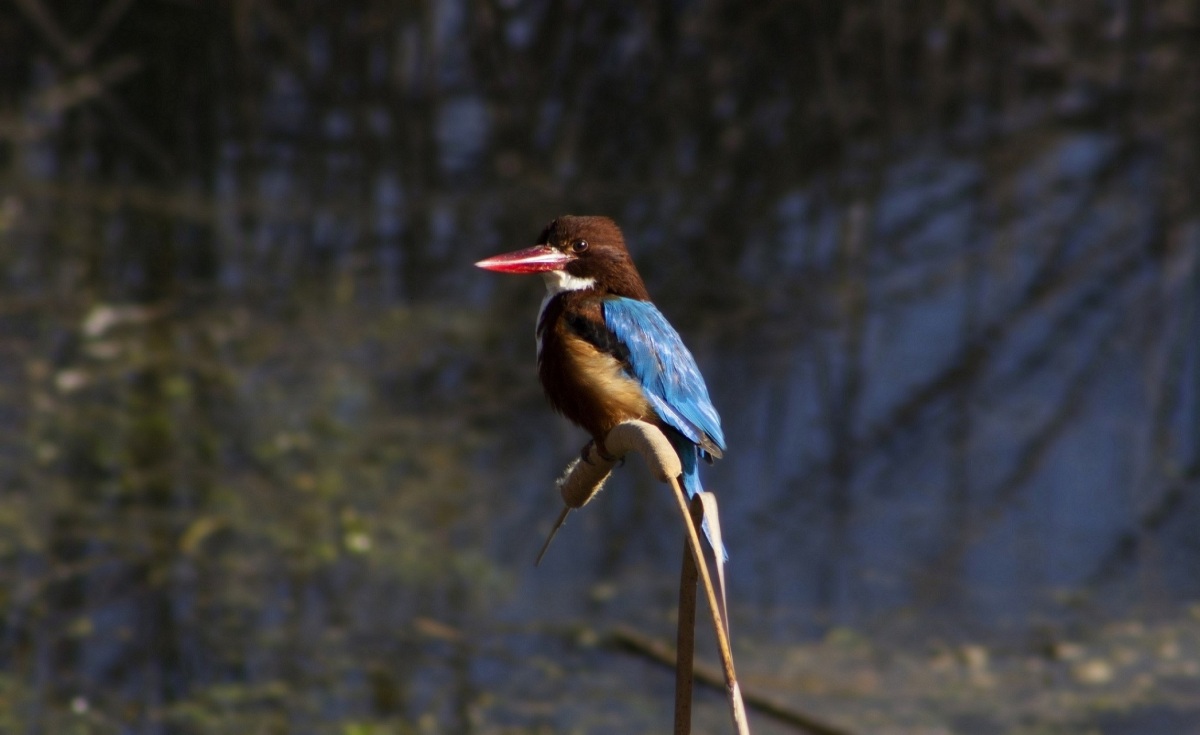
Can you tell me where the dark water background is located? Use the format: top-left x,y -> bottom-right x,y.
1,2 -> 1199,733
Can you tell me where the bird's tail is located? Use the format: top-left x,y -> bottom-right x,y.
672,433 -> 729,562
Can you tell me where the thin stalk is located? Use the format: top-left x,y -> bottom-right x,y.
668,476 -> 750,735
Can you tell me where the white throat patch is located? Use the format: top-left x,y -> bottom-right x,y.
535,271 -> 596,357
541,270 -> 596,299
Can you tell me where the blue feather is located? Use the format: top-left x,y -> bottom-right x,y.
669,430 -> 728,560
603,297 -> 728,559
602,298 -> 725,453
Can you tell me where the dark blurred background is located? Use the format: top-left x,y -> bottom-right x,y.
1,1 -> 1198,733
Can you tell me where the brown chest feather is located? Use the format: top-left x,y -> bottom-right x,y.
537,300 -> 654,439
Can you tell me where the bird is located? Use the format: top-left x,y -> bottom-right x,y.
475,215 -> 726,557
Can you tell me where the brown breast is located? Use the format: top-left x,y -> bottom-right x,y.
537,295 -> 654,440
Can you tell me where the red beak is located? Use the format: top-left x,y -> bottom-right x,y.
475,244 -> 573,274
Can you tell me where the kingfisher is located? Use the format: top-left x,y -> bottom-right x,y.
475,215 -> 726,555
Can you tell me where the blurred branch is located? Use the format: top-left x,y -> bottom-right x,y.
609,626 -> 855,735
0,56 -> 142,142
12,0 -> 136,68
9,1 -> 175,172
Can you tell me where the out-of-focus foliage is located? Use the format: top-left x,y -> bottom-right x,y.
0,290 -> 511,731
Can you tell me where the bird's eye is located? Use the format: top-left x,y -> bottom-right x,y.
571,239 -> 588,253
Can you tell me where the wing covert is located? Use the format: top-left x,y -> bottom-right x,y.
601,297 -> 725,457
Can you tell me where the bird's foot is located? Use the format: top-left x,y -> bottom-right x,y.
581,438 -> 621,465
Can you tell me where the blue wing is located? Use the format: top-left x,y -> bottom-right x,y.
602,297 -> 725,457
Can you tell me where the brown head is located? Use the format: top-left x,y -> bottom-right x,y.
475,215 -> 651,300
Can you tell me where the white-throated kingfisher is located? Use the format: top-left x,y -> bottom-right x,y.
476,215 -> 727,556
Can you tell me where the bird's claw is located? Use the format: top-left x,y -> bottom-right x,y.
581,439 -> 621,465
